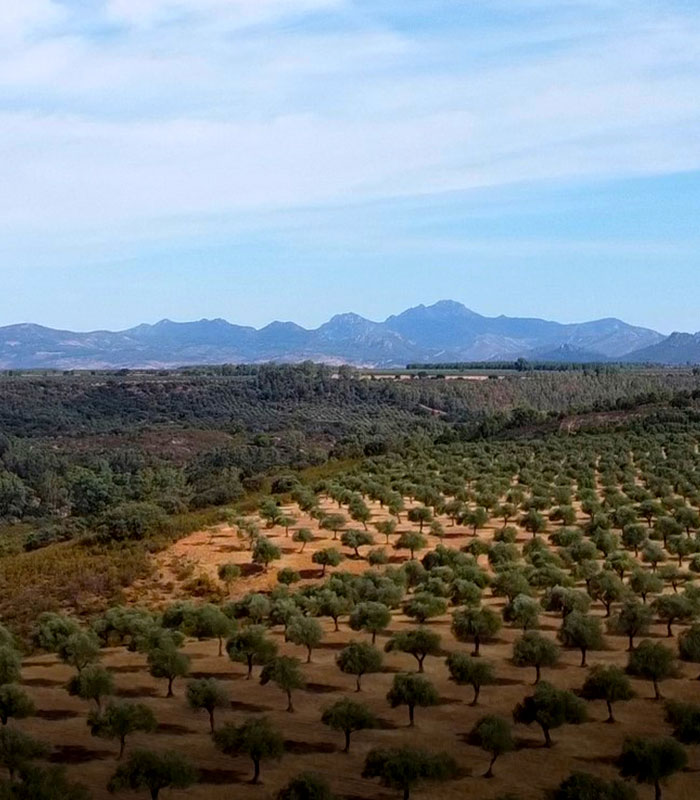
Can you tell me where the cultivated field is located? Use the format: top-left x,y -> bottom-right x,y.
12,490 -> 700,800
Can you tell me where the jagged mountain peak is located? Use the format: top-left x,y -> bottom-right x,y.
387,299 -> 481,321
621,330 -> 700,365
320,312 -> 377,327
0,302 -> 686,369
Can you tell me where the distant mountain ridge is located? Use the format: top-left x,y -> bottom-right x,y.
0,301 -> 692,369
619,331 -> 700,365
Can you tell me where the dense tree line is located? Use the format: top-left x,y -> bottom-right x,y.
0,368 -> 698,547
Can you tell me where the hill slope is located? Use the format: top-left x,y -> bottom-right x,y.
622,331 -> 700,365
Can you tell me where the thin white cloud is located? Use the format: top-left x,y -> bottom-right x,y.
105,0 -> 344,29
0,0 -> 65,43
0,0 -> 699,239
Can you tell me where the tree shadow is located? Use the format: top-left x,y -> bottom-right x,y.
157,722 -> 197,735
115,686 -> 160,698
305,682 -> 344,694
300,569 -> 324,579
49,746 -> 113,764
199,768 -> 247,785
191,671 -> 243,681
230,700 -> 271,713
284,740 -> 337,755
22,677 -> 64,688
495,677 -> 524,687
240,564 -> 264,578
438,696 -> 462,706
316,641 -> 349,651
514,736 -> 547,751
35,709 -> 81,721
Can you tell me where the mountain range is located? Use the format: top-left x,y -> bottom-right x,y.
0,301 -> 697,369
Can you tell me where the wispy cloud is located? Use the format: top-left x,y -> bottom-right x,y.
104,0 -> 344,29
0,0 -> 699,238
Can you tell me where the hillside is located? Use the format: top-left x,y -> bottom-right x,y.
622,331 -> 700,365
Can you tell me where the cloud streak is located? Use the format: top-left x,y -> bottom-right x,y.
0,0 -> 699,239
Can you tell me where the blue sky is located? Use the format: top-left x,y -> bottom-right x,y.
1,0 -> 699,333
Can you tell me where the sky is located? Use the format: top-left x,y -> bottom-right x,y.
1,0 -> 699,334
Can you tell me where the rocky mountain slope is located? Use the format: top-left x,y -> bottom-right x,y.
0,301 -> 681,368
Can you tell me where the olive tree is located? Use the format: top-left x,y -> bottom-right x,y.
312,548 -> 344,577
341,530 -> 374,558
362,746 -> 457,800
147,644 -> 190,697
107,749 -> 197,800
252,538 -> 282,571
581,665 -> 635,723
384,628 -> 441,673
276,773 -> 335,800
88,700 -> 157,759
552,772 -> 637,800
445,653 -> 496,705
608,600 -> 653,651
260,656 -> 306,712
349,602 -> 391,644
386,673 -> 439,727
0,686 -> 34,726
512,632 -> 560,684
512,681 -> 587,747
469,715 -> 514,778
321,697 -> 377,753
227,625 -> 278,679
626,640 -> 677,700
0,648 -> 21,686
293,528 -> 314,553
451,607 -> 501,657
67,664 -> 114,710
0,728 -> 49,780
186,678 -> 229,732
678,623 -> 700,677
407,507 -> 433,533
558,612 -> 604,667
395,532 -> 427,560
653,594 -> 695,638
664,700 -> 700,744
287,617 -> 324,663
183,604 -> 234,656
618,736 -> 687,800
336,642 -> 383,691
213,717 -> 285,784
403,593 -> 447,624
57,631 -> 101,675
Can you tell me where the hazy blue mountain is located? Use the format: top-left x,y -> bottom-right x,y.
0,301 -> 676,369
384,302 -> 663,360
622,332 -> 700,365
